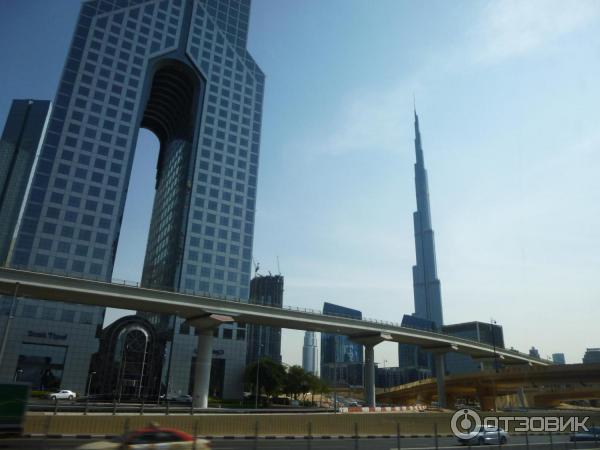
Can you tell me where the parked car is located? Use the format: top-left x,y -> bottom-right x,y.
570,427 -> 600,441
49,390 -> 76,401
457,426 -> 508,445
77,426 -> 211,449
173,395 -> 193,404
159,394 -> 192,403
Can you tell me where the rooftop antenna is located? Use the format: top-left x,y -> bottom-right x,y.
252,258 -> 260,276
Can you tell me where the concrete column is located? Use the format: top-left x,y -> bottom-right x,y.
192,329 -> 213,409
365,343 -> 376,408
434,352 -> 446,408
517,386 -> 527,408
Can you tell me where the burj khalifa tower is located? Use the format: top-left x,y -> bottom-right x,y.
411,109 -> 444,329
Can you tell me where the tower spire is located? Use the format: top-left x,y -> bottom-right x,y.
413,104 -> 423,166
411,109 -> 444,328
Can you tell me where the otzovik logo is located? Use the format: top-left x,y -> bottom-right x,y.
451,409 -> 482,439
450,408 -> 590,437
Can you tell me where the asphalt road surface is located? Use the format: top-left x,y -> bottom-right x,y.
2,435 -> 599,450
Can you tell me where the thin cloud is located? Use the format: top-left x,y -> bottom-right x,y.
473,0 -> 600,64
302,80 -> 420,156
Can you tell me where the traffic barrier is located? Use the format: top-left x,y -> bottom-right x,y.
23,410 -> 600,438
338,405 -> 427,413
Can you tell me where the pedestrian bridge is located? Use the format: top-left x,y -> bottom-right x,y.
0,267 -> 551,408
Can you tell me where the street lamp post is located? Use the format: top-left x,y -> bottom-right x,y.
490,318 -> 499,412
333,336 -> 338,413
254,331 -> 263,409
87,371 -> 96,396
118,344 -> 128,404
0,283 -> 20,376
383,359 -> 388,393
490,319 -> 499,373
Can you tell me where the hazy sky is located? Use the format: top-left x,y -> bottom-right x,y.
1,0 -> 599,368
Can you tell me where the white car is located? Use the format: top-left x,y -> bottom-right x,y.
458,426 -> 509,445
49,389 -> 77,400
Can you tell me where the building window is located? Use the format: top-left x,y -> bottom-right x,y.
223,328 -> 232,339
42,307 -> 57,321
236,329 -> 245,340
21,305 -> 38,318
79,312 -> 93,324
61,310 -> 75,323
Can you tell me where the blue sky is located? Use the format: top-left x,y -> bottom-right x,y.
1,0 -> 599,368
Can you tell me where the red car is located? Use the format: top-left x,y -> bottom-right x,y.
77,426 -> 211,449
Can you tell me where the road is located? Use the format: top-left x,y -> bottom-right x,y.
28,400 -> 330,414
2,435 -> 598,450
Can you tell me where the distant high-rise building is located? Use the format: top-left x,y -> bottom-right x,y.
529,347 -> 540,358
321,302 -> 363,387
583,348 -> 600,364
302,331 -> 318,375
552,353 -> 566,365
411,110 -> 443,329
443,321 -> 504,375
398,314 -> 436,381
246,275 -> 283,365
376,366 -> 404,389
0,99 -> 51,265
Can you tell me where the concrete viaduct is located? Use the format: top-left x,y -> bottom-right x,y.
0,267 -> 551,408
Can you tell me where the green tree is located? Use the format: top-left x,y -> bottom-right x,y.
315,377 -> 330,407
244,357 -> 286,404
284,365 -> 309,400
305,372 -> 321,404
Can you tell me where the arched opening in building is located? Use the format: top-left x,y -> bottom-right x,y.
138,60 -> 201,291
109,59 -> 202,328
112,59 -> 201,286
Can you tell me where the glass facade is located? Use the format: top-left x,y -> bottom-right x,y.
320,302 -> 364,387
245,275 -> 283,364
397,314 -> 436,382
89,315 -> 165,399
0,99 -> 51,265
2,0 -> 264,398
442,321 -> 504,375
302,331 -> 317,375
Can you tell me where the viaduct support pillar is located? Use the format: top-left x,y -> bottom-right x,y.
350,332 -> 392,409
192,329 -> 213,409
365,343 -> 376,408
434,352 -> 446,408
186,314 -> 233,409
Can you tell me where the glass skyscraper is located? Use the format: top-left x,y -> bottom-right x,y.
443,321 -> 504,375
320,302 -> 363,387
0,99 -> 51,266
246,275 -> 283,365
302,331 -> 318,375
1,0 -> 264,398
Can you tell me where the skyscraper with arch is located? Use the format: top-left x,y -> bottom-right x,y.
3,0 -> 264,399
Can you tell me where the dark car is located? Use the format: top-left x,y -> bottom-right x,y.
570,427 -> 600,442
